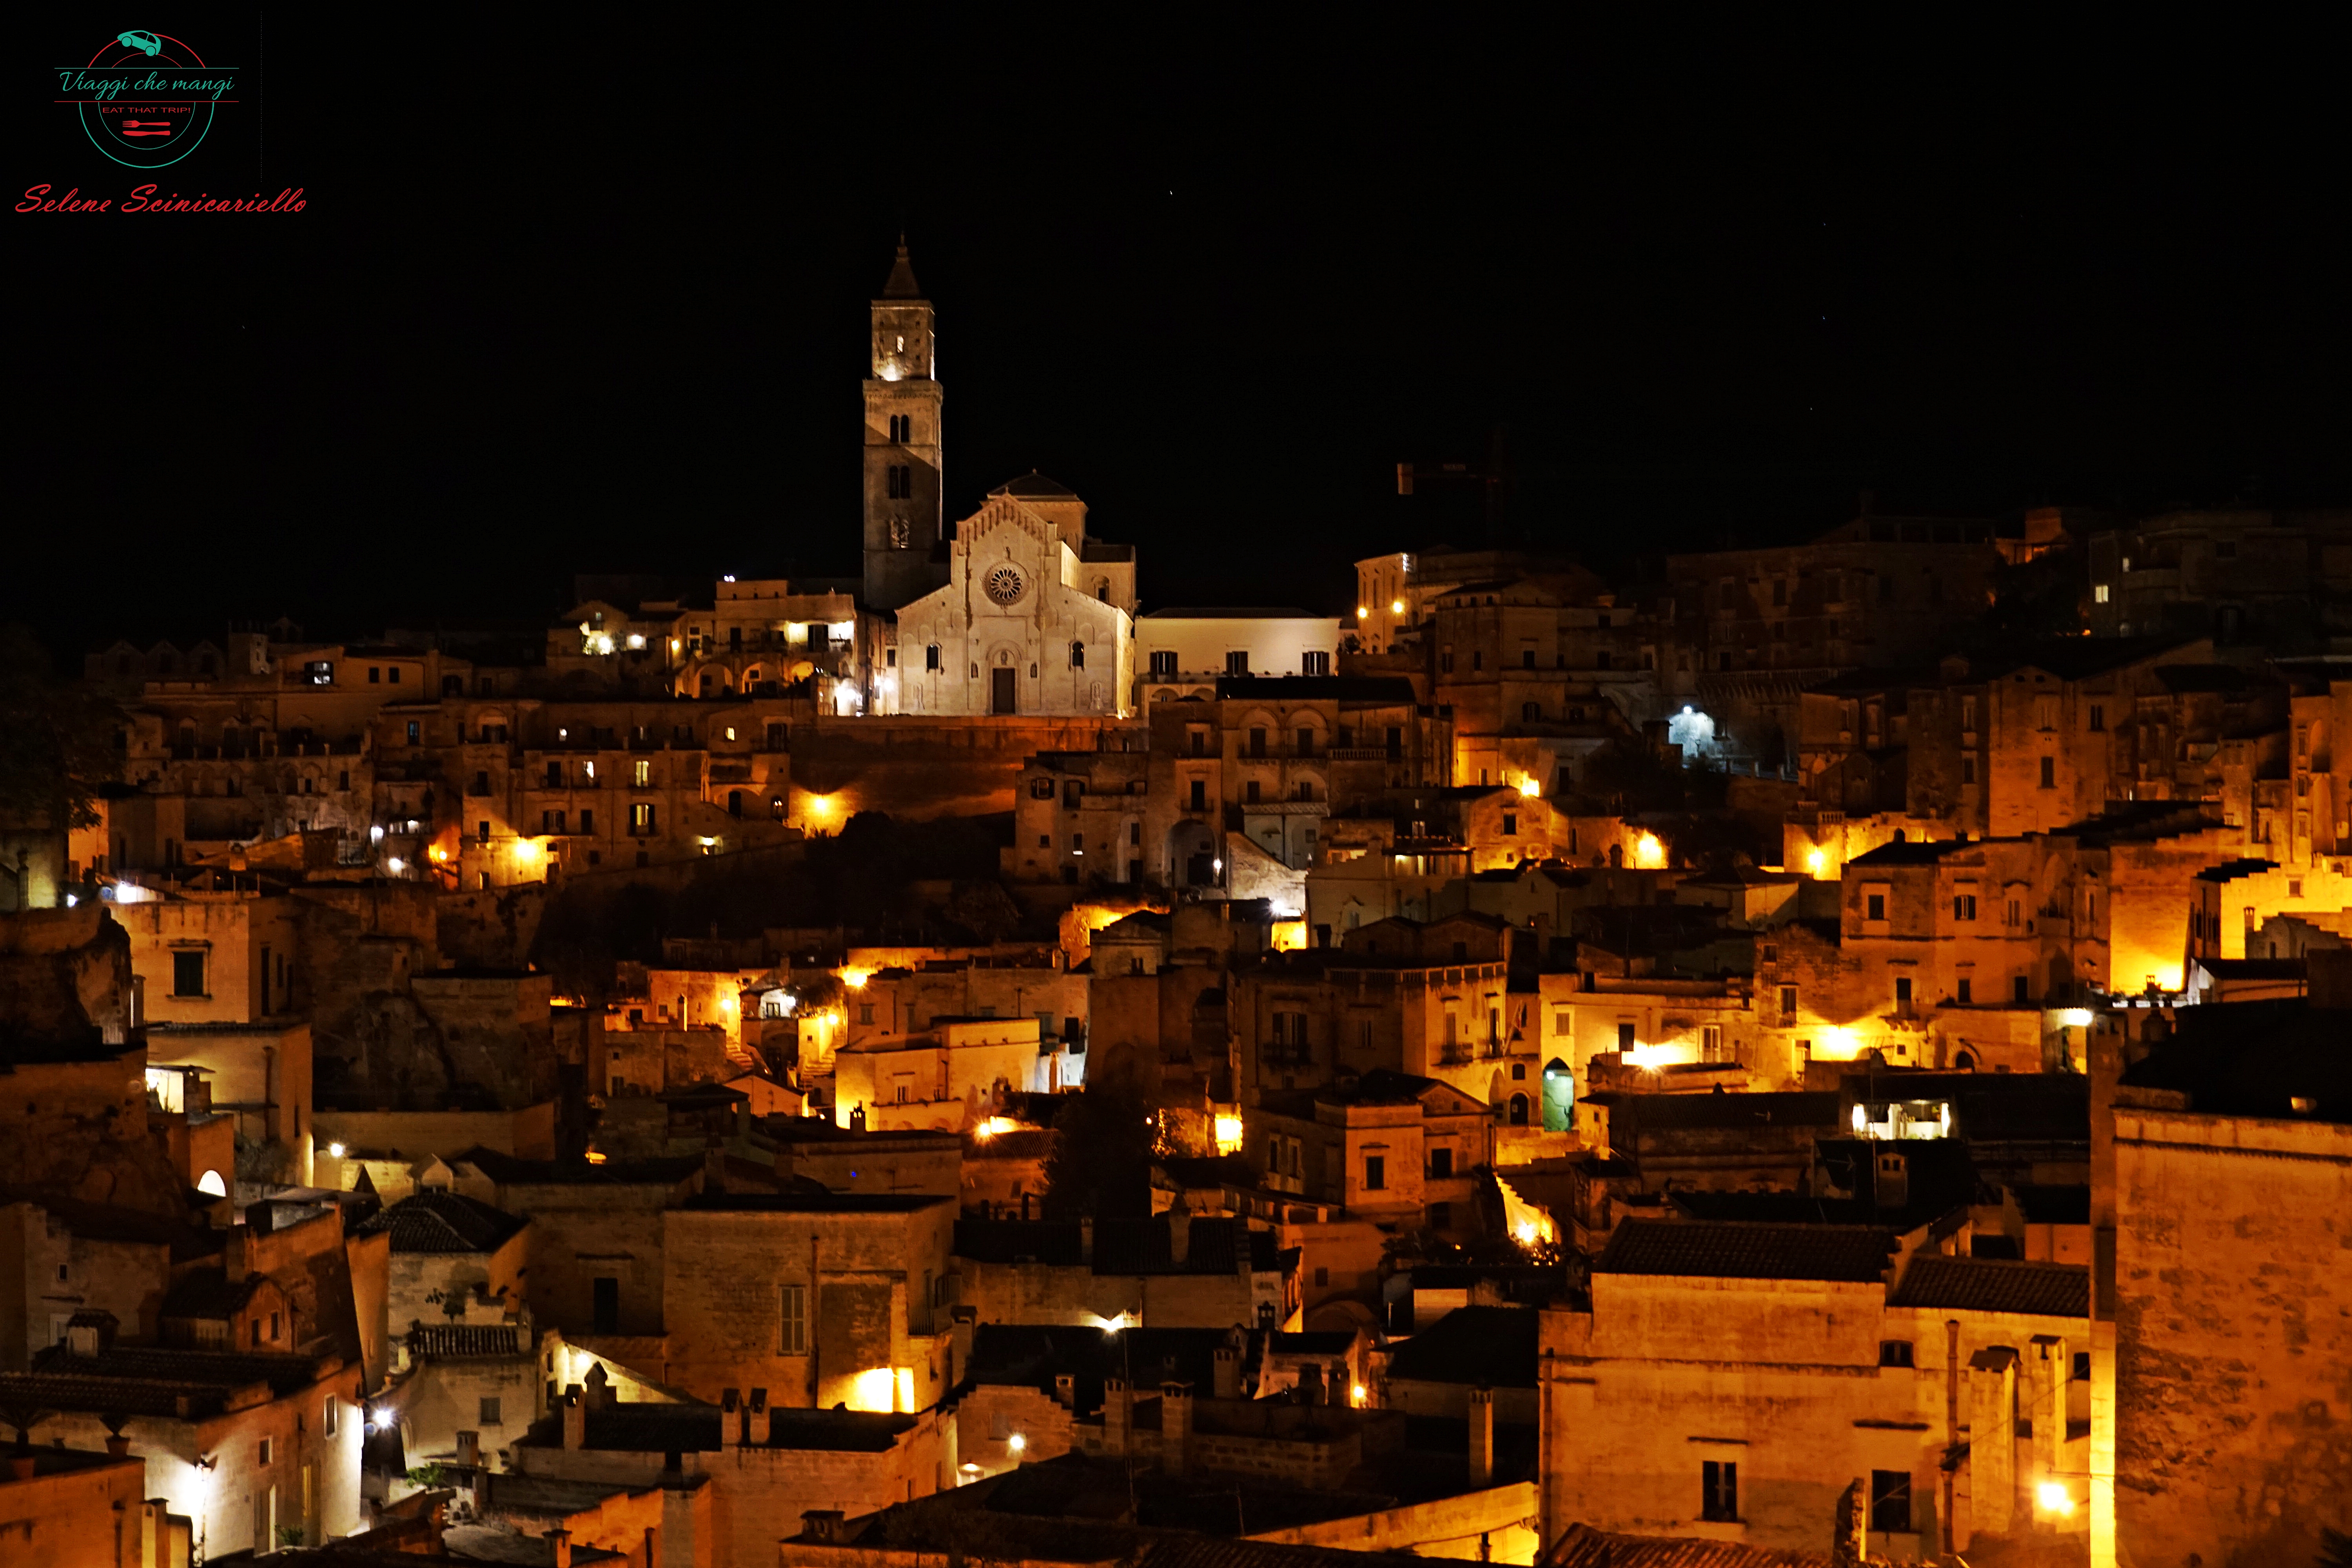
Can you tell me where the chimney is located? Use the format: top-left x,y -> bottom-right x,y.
105,1434 -> 132,1458
548,1528 -> 572,1568
1212,1346 -> 1240,1401
1078,1216 -> 1093,1264
1103,1377 -> 1132,1455
1160,1381 -> 1193,1477
1054,1374 -> 1076,1410
455,1431 -> 480,1468
2030,1335 -> 2068,1486
561,1386 -> 586,1451
802,1511 -> 846,1544
1968,1347 -> 2019,1534
66,1310 -> 118,1358
1468,1385 -> 1495,1488
583,1363 -> 613,1411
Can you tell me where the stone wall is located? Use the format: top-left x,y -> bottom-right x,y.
2112,1103 -> 2352,1564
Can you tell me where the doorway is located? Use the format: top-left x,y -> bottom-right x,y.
991,666 -> 1016,715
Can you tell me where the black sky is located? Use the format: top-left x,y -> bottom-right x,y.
13,15 -> 2348,656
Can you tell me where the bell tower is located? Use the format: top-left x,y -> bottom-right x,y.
863,241 -> 947,612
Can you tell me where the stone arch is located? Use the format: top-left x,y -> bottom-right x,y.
1506,1093 -> 1530,1126
1167,820 -> 1218,887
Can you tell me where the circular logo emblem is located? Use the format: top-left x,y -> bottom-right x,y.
71,30 -> 228,169
984,564 -> 1027,606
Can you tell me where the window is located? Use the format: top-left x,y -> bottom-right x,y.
1962,755 -> 1978,785
633,759 -> 651,787
1149,650 -> 1177,677
1867,893 -> 1886,921
1956,977 -> 1973,1004
258,1437 -> 272,1467
1895,976 -> 1913,1005
407,720 -> 421,744
252,1319 -> 262,1347
2039,756 -> 2055,789
1879,1340 -> 1914,1368
324,1399 -> 338,1436
1779,985 -> 1797,1016
779,1285 -> 807,1353
1071,641 -> 1085,670
367,666 -> 381,684
172,950 -> 205,997
1618,1022 -> 1636,1049
479,1396 -> 503,1426
1430,1147 -> 1453,1178
1302,650 -> 1331,676
1869,1469 -> 1912,1534
579,809 -> 594,834
1428,1201 -> 1452,1227
925,644 -> 942,672
1701,1460 -> 1738,1522
630,802 -> 657,835
2094,583 -> 2110,603
543,809 -> 566,833
1472,650 -> 1485,671
2089,703 -> 2105,731
1296,727 -> 1315,755
2014,975 -> 2031,1004
2073,1351 -> 2091,1381
1502,813 -> 1517,836
1954,894 -> 1977,920
1225,650 -> 1251,675
1363,1154 -> 1385,1191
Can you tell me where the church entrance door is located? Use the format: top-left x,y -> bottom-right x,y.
991,667 -> 1017,715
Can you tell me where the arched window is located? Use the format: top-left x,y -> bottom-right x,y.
926,644 -> 942,672
196,1169 -> 227,1197
1609,844 -> 1624,867
1071,642 -> 1086,670
1954,1049 -> 1976,1071
1507,1094 -> 1529,1126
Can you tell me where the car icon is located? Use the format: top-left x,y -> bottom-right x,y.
117,30 -> 162,55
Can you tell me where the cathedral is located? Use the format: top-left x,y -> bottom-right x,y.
860,243 -> 1136,716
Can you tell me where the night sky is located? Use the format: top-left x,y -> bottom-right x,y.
14,16 -> 2347,656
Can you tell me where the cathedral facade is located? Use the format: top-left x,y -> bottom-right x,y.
861,245 -> 1136,717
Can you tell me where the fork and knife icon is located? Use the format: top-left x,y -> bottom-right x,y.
118,119 -> 175,136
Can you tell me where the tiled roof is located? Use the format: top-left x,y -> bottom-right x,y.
1889,1255 -> 2090,1318
966,1325 -> 1254,1408
1605,1091 -> 1842,1132
10,1341 -> 335,1414
405,1323 -> 528,1358
955,1216 -> 1278,1276
357,1192 -> 528,1254
1543,1522 -> 1831,1568
1383,1306 -> 1539,1388
1595,1221 -> 1898,1283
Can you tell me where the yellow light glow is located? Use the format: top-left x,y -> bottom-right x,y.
1357,606 -> 1370,620
1006,1433 -> 1027,1453
1350,1383 -> 1367,1406
430,846 -> 447,862
1390,599 -> 1405,615
2036,1480 -> 2074,1516
974,1116 -> 1020,1141
1517,777 -> 1540,799
1633,831 -> 1666,869
848,1368 -> 898,1412
327,1142 -> 346,1159
1269,919 -> 1306,952
1213,1114 -> 1245,1155
838,966 -> 873,991
512,839 -> 541,860
2059,1007 -> 2094,1027
584,1150 -> 608,1165
720,995 -> 737,1013
1806,847 -> 1827,875
803,793 -> 839,823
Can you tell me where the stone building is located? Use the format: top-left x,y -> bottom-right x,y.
952,1212 -> 1289,1331
1245,1070 -> 1486,1235
888,475 -> 1137,718
2086,505 -> 2352,648
1539,1220 -> 2092,1561
1133,610 -> 1343,707
833,1017 -> 1061,1132
2095,972 -> 2352,1566
0,1444 -> 149,1568
657,1191 -> 957,1413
